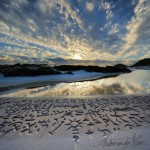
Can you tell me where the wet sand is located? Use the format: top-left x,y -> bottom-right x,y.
0,74 -> 118,93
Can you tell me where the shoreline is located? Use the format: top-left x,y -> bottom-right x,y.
0,92 -> 150,98
0,74 -> 119,93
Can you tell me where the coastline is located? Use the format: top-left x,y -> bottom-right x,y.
0,73 -> 119,93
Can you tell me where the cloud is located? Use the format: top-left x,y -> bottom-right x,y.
27,19 -> 38,32
99,0 -> 114,19
36,0 -> 55,15
122,0 -> 150,54
10,0 -> 28,8
108,24 -> 119,35
131,0 -> 138,6
86,2 -> 94,12
0,54 -> 52,65
0,0 -> 149,65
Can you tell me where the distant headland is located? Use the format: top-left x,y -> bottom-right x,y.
0,58 -> 149,77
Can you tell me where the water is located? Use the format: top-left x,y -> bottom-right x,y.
0,69 -> 150,97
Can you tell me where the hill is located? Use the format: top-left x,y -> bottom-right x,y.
0,64 -> 131,77
132,58 -> 150,66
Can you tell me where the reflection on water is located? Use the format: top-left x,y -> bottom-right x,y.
1,70 -> 150,97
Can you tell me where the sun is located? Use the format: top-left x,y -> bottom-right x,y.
73,54 -> 82,60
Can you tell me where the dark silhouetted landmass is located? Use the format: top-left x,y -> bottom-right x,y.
0,64 -> 61,77
0,63 -> 131,77
132,58 -> 150,66
115,64 -> 127,68
4,57 -> 148,78
54,65 -> 131,73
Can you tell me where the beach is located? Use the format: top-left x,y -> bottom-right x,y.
0,0 -> 150,149
0,94 -> 150,150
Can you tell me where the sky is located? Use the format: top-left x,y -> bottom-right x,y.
0,0 -> 149,66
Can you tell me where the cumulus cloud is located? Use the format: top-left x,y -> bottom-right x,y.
99,0 -> 114,19
86,2 -> 94,12
108,24 -> 119,35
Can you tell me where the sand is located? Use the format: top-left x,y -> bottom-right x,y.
0,94 -> 150,150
